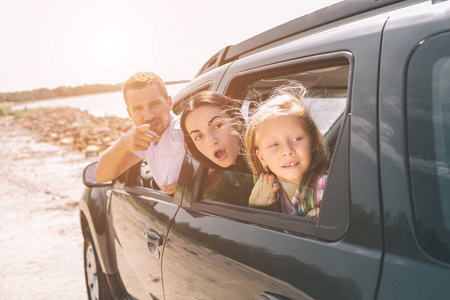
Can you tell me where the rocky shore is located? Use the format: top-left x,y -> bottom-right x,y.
12,107 -> 133,157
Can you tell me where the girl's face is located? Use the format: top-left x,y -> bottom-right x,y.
185,105 -> 242,168
256,115 -> 312,185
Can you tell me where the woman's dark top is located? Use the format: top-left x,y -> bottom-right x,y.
224,154 -> 251,174
203,154 -> 252,207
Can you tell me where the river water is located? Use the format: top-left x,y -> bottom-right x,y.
12,82 -> 188,118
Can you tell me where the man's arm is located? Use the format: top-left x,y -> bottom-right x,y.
95,145 -> 141,183
95,124 -> 159,182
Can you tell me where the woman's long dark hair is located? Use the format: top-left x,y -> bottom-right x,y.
180,91 -> 245,169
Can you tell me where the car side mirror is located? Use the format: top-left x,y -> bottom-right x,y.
83,162 -> 113,187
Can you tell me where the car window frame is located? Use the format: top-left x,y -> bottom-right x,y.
172,81 -> 213,114
123,159 -> 174,202
188,52 -> 354,240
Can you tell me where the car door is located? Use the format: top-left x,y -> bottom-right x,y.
109,159 -> 181,299
108,81 -> 216,299
163,11 -> 387,299
377,1 -> 450,298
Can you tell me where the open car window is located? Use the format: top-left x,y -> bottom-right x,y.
302,97 -> 347,136
131,159 -> 160,190
226,55 -> 350,158
124,158 -> 175,202
189,53 -> 352,239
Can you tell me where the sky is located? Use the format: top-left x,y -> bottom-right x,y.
0,0 -> 340,93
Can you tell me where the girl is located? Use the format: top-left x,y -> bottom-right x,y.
181,91 -> 249,173
245,83 -> 329,218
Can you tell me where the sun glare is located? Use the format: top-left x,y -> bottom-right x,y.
87,26 -> 131,66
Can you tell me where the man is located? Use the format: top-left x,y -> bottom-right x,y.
95,72 -> 185,195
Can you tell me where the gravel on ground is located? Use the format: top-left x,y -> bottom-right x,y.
0,109 -> 131,299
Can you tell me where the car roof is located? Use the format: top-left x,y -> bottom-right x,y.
195,0 -> 427,78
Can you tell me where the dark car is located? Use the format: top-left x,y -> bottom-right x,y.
80,0 -> 450,299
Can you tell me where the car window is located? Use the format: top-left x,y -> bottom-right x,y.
407,32 -> 450,263
122,83 -> 213,201
172,82 -> 212,115
200,169 -> 320,218
191,54 -> 351,238
124,158 -> 177,203
129,159 -> 160,189
200,169 -> 254,207
226,55 -> 350,155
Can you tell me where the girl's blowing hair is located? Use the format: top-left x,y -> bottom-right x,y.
180,91 -> 245,168
245,82 -> 329,188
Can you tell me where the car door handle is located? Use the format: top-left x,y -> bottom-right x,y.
260,292 -> 292,300
143,229 -> 164,246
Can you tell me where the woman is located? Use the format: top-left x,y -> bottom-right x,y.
180,91 -> 249,173
180,91 -> 252,206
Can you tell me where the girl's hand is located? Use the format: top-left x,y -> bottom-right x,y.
306,207 -> 320,218
249,173 -> 280,206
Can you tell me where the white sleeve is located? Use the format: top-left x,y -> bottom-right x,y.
133,150 -> 145,159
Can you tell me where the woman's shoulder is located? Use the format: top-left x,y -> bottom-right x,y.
231,155 -> 252,174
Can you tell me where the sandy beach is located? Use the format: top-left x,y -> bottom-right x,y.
0,115 -> 96,299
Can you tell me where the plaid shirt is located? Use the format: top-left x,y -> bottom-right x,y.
314,171 -> 328,207
280,171 -> 328,216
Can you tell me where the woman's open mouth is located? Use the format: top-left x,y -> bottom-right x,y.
214,149 -> 227,161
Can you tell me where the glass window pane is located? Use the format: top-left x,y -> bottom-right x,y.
432,57 -> 450,230
407,33 -> 450,263
200,169 -> 321,219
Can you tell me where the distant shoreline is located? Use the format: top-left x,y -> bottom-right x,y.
7,82 -> 189,119
0,80 -> 190,104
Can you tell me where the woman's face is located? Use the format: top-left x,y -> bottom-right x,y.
185,105 -> 242,168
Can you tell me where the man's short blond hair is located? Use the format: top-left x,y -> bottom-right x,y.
122,71 -> 168,106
